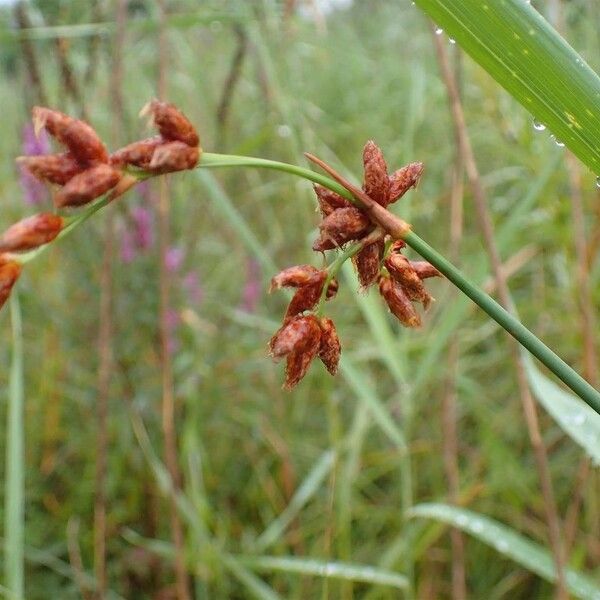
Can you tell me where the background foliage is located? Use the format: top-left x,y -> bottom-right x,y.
0,0 -> 599,598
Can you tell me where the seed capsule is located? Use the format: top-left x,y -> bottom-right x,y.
318,317 -> 341,375
110,136 -> 164,169
378,275 -> 421,328
363,140 -> 389,206
313,207 -> 371,251
388,162 -> 424,204
141,100 -> 200,147
410,260 -> 441,280
32,107 -> 109,164
0,213 -> 63,252
17,153 -> 84,185
385,252 -> 433,309
353,240 -> 383,288
148,141 -> 200,173
54,164 -> 121,208
0,258 -> 22,311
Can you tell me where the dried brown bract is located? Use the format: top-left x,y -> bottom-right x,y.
318,317 -> 341,375
148,141 -> 200,173
313,207 -> 371,251
55,164 -> 121,208
314,185 -> 352,216
33,106 -> 109,164
110,136 -> 164,169
0,257 -> 22,310
363,140 -> 390,206
389,162 -> 424,204
378,275 -> 421,328
17,154 -> 84,185
140,99 -> 200,147
0,214 -> 63,252
385,251 -> 433,309
353,240 -> 384,288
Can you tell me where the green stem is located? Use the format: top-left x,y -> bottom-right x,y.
5,293 -> 25,599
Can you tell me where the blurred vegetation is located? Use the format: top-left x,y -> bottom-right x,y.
0,0 -> 599,598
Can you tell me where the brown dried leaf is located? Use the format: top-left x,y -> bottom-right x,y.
0,214 -> 63,253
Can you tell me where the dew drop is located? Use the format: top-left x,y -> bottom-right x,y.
449,38 -> 456,44
533,119 -> 546,131
596,176 -> 600,189
435,26 -> 443,35
555,138 -> 565,147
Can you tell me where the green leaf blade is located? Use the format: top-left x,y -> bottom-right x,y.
414,0 -> 600,175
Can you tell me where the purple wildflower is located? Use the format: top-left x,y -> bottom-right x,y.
164,246 -> 184,273
183,271 -> 204,305
132,206 -> 154,249
241,258 -> 261,313
19,124 -> 50,205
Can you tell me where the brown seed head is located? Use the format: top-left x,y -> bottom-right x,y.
110,136 -> 164,169
269,315 -> 317,359
318,317 -> 341,375
385,253 -> 433,309
0,258 -> 22,311
54,164 -> 121,208
313,185 -> 351,216
284,271 -> 327,321
32,106 -> 109,164
0,214 -> 64,253
353,240 -> 383,288
313,207 -> 371,251
388,162 -> 424,204
148,141 -> 200,173
270,265 -> 320,291
17,153 -> 84,185
282,315 -> 322,389
378,275 -> 421,328
141,100 -> 200,147
362,140 -> 389,206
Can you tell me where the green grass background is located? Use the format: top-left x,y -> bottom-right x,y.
0,0 -> 599,598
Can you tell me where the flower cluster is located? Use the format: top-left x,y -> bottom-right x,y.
269,141 -> 440,389
0,101 -> 200,311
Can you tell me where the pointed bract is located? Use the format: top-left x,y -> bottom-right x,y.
385,252 -> 433,309
141,100 -> 200,147
410,260 -> 441,280
388,162 -> 424,204
378,275 -> 421,328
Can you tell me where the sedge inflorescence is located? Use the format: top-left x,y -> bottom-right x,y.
269,141 -> 441,389
0,100 -> 200,311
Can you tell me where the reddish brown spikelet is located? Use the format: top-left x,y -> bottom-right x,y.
0,258 -> 21,311
318,317 -> 341,375
17,153 -> 84,185
314,185 -> 351,216
142,100 -> 200,147
270,315 -> 315,359
410,260 -> 441,280
284,271 -> 327,321
54,164 -> 121,208
385,252 -> 433,309
148,141 -> 200,173
33,107 -> 109,164
270,265 -> 320,291
110,136 -> 164,169
0,214 -> 64,252
362,140 -> 389,206
378,275 -> 421,328
313,207 -> 371,251
353,240 -> 383,288
388,162 -> 424,204
283,316 -> 322,389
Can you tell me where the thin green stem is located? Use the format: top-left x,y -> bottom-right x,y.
4,293 -> 25,599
